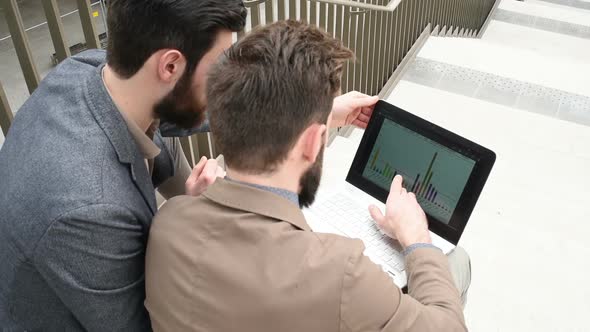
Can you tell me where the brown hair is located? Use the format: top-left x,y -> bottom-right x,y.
207,20 -> 354,174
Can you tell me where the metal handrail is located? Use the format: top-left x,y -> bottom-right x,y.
244,0 -> 272,7
349,9 -> 368,15
311,0 -> 402,12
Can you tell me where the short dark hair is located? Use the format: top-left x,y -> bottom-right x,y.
106,0 -> 246,78
207,20 -> 354,174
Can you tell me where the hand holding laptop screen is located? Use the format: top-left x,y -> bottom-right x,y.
307,100 -> 495,286
369,175 -> 432,249
346,100 -> 496,245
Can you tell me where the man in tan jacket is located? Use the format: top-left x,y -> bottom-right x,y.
145,20 -> 470,332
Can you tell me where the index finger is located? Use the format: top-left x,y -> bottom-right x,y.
195,159 -> 219,187
349,95 -> 379,109
389,175 -> 403,196
188,156 -> 208,182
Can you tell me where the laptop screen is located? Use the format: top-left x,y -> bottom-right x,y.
360,118 -> 476,225
346,101 -> 496,245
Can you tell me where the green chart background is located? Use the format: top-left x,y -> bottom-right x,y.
362,119 -> 476,223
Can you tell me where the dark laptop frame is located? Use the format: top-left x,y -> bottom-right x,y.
346,100 -> 496,245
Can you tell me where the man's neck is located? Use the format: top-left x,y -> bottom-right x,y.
102,65 -> 156,132
225,167 -> 300,195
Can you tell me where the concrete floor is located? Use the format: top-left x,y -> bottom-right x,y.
0,0 -> 107,111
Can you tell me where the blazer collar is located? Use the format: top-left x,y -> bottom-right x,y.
203,179 -> 311,232
84,64 -> 137,164
83,64 -> 157,214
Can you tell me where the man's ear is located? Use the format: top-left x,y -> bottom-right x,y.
156,50 -> 187,83
301,123 -> 328,163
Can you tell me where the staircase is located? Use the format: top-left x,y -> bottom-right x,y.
411,1 -> 590,126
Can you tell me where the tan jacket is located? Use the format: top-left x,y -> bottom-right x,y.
145,179 -> 467,332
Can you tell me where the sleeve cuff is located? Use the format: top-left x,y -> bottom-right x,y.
402,243 -> 440,256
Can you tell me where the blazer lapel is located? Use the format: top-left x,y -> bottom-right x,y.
84,64 -> 157,215
130,156 -> 157,215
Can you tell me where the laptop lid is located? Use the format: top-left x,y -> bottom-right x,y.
346,101 -> 496,245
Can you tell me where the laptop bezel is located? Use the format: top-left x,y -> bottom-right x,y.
345,100 -> 496,245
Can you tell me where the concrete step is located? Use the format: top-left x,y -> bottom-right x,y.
416,36 -> 590,97
401,32 -> 590,126
500,0 -> 590,25
527,0 -> 590,13
482,20 -> 590,62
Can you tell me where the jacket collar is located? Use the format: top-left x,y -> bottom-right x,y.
203,179 -> 311,232
100,66 -> 161,160
84,64 -> 137,164
83,64 -> 157,214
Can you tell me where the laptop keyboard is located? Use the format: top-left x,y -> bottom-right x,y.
311,193 -> 406,272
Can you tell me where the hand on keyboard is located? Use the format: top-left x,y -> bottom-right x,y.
368,175 -> 432,249
311,193 -> 406,271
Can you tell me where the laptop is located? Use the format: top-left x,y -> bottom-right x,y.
304,100 -> 496,287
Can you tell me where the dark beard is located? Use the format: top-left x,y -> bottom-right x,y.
153,72 -> 205,130
298,146 -> 324,208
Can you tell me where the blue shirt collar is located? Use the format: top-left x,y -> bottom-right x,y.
225,177 -> 299,206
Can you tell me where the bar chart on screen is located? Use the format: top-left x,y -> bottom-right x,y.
362,119 -> 476,223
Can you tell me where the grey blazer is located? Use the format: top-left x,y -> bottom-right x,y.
0,50 -> 188,331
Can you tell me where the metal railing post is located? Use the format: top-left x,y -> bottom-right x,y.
352,10 -> 363,91
386,7 -> 396,80
327,3 -> 336,36
301,0 -> 309,22
278,0 -> 286,20
310,0 -> 317,25
76,0 -> 101,49
377,5 -> 387,92
401,1 -> 411,60
3,0 -> 40,93
42,0 -> 71,63
373,0 -> 384,94
392,5 -> 401,70
341,5 -> 351,91
438,0 -> 444,29
288,0 -> 296,19
266,0 -> 274,24
319,2 -> 327,29
179,137 -> 195,167
359,1 -> 372,93
195,134 -> 213,159
365,0 -> 377,94
99,0 -> 108,35
0,82 -> 13,137
250,4 -> 261,29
